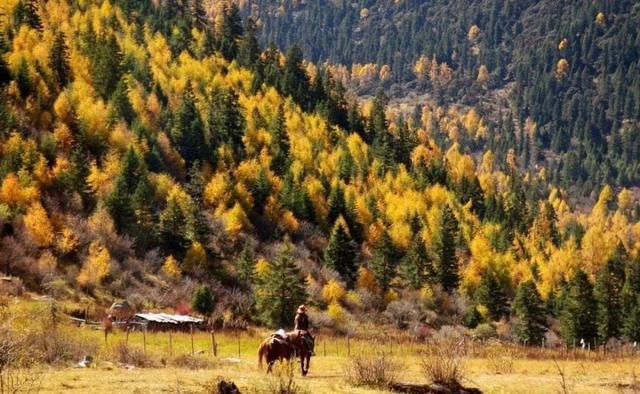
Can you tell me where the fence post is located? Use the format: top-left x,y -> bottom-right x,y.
190,324 -> 195,356
211,330 -> 217,357
237,332 -> 241,359
323,340 -> 326,357
347,335 -> 351,357
143,327 -> 147,355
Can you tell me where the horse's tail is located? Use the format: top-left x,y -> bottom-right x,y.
258,339 -> 268,368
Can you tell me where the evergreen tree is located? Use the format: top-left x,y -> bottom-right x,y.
216,3 -> 243,61
108,78 -> 135,125
23,0 -> 42,32
280,45 -> 311,110
270,104 -> 289,175
236,241 -> 254,285
371,230 -> 397,292
15,58 -> 32,99
255,242 -> 307,328
513,280 -> 547,345
207,87 -> 245,162
399,233 -> 432,289
475,267 -> 509,321
324,219 -> 358,286
437,205 -> 459,292
622,258 -> 640,341
326,183 -> 346,226
237,18 -> 260,69
190,0 -> 208,31
369,91 -> 395,171
595,245 -> 626,341
172,84 -> 205,166
106,147 -> 147,233
91,34 -> 123,100
560,270 -> 597,346
49,31 -> 71,88
192,285 -> 214,316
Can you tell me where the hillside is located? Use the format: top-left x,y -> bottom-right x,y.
1,0 -> 640,354
246,0 -> 640,195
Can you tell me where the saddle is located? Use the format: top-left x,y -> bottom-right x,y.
269,329 -> 290,346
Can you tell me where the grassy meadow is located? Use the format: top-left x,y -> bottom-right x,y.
3,299 -> 640,393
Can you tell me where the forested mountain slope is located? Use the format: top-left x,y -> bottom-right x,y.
246,0 -> 640,194
0,0 -> 640,346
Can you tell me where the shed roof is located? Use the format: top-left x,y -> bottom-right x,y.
134,313 -> 204,324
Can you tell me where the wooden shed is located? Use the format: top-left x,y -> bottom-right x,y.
133,312 -> 204,332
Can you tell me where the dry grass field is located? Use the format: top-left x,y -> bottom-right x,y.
3,299 -> 640,394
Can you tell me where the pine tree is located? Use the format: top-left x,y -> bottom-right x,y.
399,233 -> 432,289
622,258 -> 640,341
513,280 -> 547,345
237,18 -> 260,69
106,147 -> 145,233
216,3 -> 243,61
560,270 -> 597,346
437,205 -> 459,292
371,229 -> 397,292
595,245 -> 626,341
369,91 -> 395,170
192,285 -> 214,316
15,58 -> 32,99
255,242 -> 307,328
324,219 -> 358,286
327,183 -> 346,226
270,104 -> 290,175
49,31 -> 71,88
108,78 -> 135,125
190,0 -> 208,31
236,241 -> 254,285
475,267 -> 509,321
24,0 -> 42,32
172,84 -> 205,166
91,34 -> 123,100
280,45 -> 311,110
207,87 -> 245,162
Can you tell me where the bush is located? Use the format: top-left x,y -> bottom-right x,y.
249,360 -> 308,394
422,340 -> 467,389
113,341 -> 155,368
171,354 -> 213,370
344,353 -> 402,389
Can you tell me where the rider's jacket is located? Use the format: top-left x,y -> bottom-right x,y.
294,312 -> 310,331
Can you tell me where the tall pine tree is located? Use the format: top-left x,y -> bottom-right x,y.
324,219 -> 358,286
513,280 -> 547,345
560,270 -> 597,346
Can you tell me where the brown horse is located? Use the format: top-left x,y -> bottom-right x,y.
258,330 -> 315,376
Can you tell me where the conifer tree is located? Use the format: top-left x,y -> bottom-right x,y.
24,0 -> 42,32
208,87 -> 245,162
280,45 -> 311,109
49,31 -> 71,88
172,84 -> 205,166
255,242 -> 307,328
192,285 -> 214,316
513,280 -> 547,345
236,241 -> 254,285
108,78 -> 135,125
270,104 -> 289,175
475,267 -> 509,321
595,245 -> 626,341
15,59 -> 32,99
324,219 -> 358,286
216,3 -> 243,60
371,229 -> 397,292
91,34 -> 123,100
437,205 -> 459,291
560,270 -> 597,346
622,258 -> 640,341
327,183 -> 346,226
238,18 -> 260,69
399,233 -> 432,289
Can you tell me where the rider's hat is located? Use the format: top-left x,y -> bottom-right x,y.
297,304 -> 307,313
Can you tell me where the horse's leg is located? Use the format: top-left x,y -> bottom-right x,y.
305,355 -> 310,375
267,360 -> 273,374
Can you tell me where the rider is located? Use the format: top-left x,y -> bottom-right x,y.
294,304 -> 310,331
294,305 -> 314,355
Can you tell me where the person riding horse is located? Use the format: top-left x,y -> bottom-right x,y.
294,305 -> 314,355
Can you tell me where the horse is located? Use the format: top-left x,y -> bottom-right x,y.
258,330 -> 315,376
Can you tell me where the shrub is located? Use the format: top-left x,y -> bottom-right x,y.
250,360 -> 308,394
344,353 -> 402,389
171,354 -> 213,370
113,341 -> 155,368
422,340 -> 466,389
